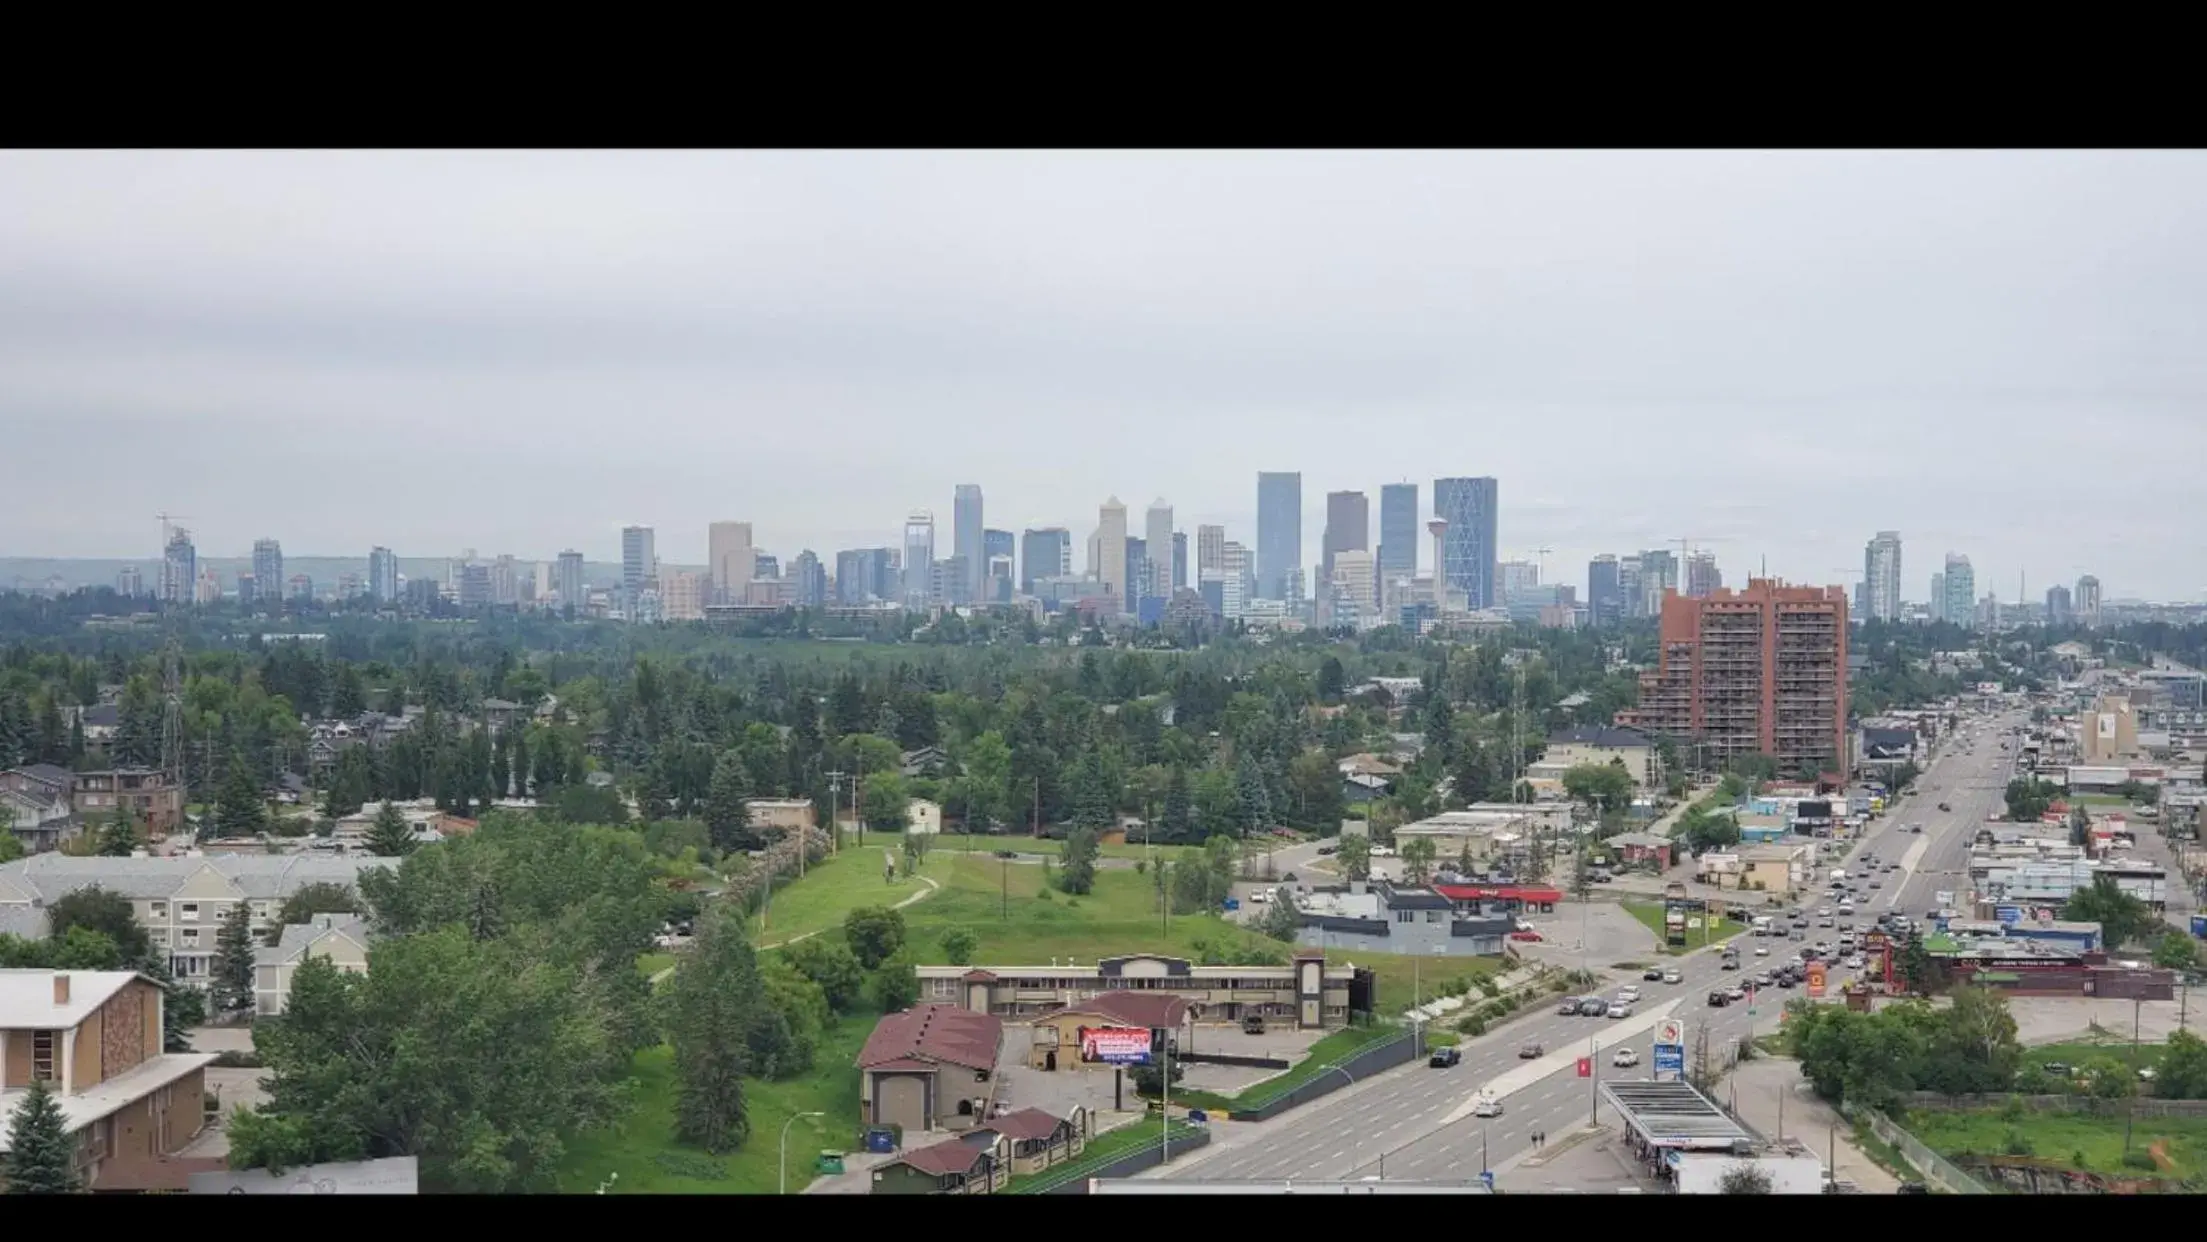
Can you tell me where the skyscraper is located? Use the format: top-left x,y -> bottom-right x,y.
1196,525 -> 1225,582
161,527 -> 196,605
1321,491 -> 1369,603
1019,528 -> 1070,596
983,529 -> 1015,586
1432,477 -> 1499,611
252,539 -> 284,602
1255,472 -> 1302,601
1330,550 -> 1376,626
1172,531 -> 1188,593
835,548 -> 896,604
1144,500 -> 1175,602
1943,554 -> 1975,627
709,522 -> 755,606
1928,572 -> 1946,623
953,484 -> 986,602
2075,575 -> 2102,626
1587,555 -> 1623,627
553,550 -> 585,612
621,526 -> 656,607
2045,584 -> 2073,624
115,565 -> 143,597
788,551 -> 827,609
368,546 -> 399,604
491,554 -> 520,606
1097,497 -> 1129,608
1378,482 -> 1419,585
903,512 -> 936,608
1636,550 -> 1679,615
1685,551 -> 1723,600
1862,531 -> 1903,622
1498,560 -> 1539,607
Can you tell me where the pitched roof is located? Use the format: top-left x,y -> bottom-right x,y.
973,1108 -> 1070,1143
856,1003 -> 1003,1073
0,906 -> 50,940
1547,726 -> 1652,749
0,853 -> 394,902
0,969 -> 148,1028
11,764 -> 75,791
892,1135 -> 993,1177
255,913 -> 371,968
1050,991 -> 1190,1029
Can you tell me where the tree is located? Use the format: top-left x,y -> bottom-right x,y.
2064,873 -> 2154,949
784,938 -> 865,1012
365,801 -> 416,857
2155,1029 -> 2207,1100
1316,656 -> 1345,704
215,747 -> 267,838
960,731 -> 1012,829
667,909 -> 767,1153
870,952 -> 920,1012
1060,827 -> 1100,895
941,927 -> 978,965
863,771 -> 911,836
2081,1056 -> 2137,1101
2153,931 -> 2200,972
1401,836 -> 1438,884
704,751 -> 756,852
211,902 -> 258,1013
96,806 -> 141,857
276,883 -> 364,939
46,885 -> 150,962
1562,763 -> 1635,817
1233,755 -> 1272,836
1070,754 -> 1115,834
1158,766 -> 1194,844
1256,894 -> 1303,942
1898,935 -> 1936,996
1716,1162 -> 1773,1194
3,1079 -> 81,1194
901,829 -> 930,877
1337,832 -> 1373,881
2004,778 -> 2056,824
843,906 -> 907,970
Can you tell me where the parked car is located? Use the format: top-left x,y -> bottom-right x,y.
1316,845 -> 1338,856
1938,802 -> 1952,812
1613,1047 -> 1641,1068
1518,1042 -> 1545,1060
1429,1046 -> 1462,1069
1910,824 -> 1923,833
993,849 -> 1020,859
1242,1015 -> 1267,1034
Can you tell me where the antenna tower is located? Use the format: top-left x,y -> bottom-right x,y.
160,641 -> 185,789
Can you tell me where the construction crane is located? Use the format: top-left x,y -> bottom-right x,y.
155,511 -> 193,543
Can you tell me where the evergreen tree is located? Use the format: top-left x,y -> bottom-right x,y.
365,802 -> 416,857
667,909 -> 767,1154
489,729 -> 511,801
1158,766 -> 1193,843
1422,688 -> 1456,768
329,663 -> 368,719
1060,827 -> 1099,895
3,1078 -> 80,1193
705,752 -> 755,852
1234,756 -> 1271,838
215,747 -> 267,838
509,725 -> 531,797
1070,753 -> 1114,833
211,902 -> 258,1013
97,806 -> 141,857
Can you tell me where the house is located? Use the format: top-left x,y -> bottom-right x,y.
264,773 -> 310,806
331,801 -> 455,848
1341,771 -> 1393,806
0,764 -> 76,807
856,1004 -> 1004,1136
869,1132 -> 1009,1195
71,769 -> 185,839
0,854 -> 393,989
253,914 -> 371,1017
1539,726 -> 1658,788
1605,831 -> 1674,870
73,704 -> 122,748
746,799 -> 817,837
1336,753 -> 1405,780
0,970 -> 218,1191
901,746 -> 952,779
3,783 -> 81,856
904,798 -> 944,835
969,1107 -> 1088,1175
1739,843 -> 1814,895
1026,992 -> 1192,1072
479,699 -> 523,733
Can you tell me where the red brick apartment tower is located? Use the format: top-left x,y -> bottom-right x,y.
1615,579 -> 1848,776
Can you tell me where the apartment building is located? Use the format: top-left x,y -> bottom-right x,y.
1615,578 -> 1850,777
0,855 -> 393,988
0,970 -> 217,1191
71,769 -> 185,839
254,914 -> 371,1017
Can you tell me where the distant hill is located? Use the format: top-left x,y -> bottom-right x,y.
0,556 -> 703,593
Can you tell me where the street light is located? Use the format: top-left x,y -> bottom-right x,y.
780,1111 -> 825,1195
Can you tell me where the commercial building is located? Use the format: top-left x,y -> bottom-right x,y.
620,525 -> 656,608
1432,476 -> 1499,610
1395,804 -> 1574,861
1255,472 -> 1302,601
856,1003 -> 1004,1137
1095,497 -> 1129,611
915,951 -> 1365,1031
1635,550 -> 1679,617
1862,531 -> 1903,622
1377,482 -> 1419,587
835,547 -> 897,605
659,570 -> 704,621
708,521 -> 755,606
1942,554 -> 1975,627
2045,583 -> 2073,625
1685,551 -> 1723,600
1533,726 -> 1658,788
250,539 -> 283,602
0,970 -> 217,1191
554,550 -> 585,611
1141,499 -> 1174,603
903,512 -> 936,609
1024,991 -> 1191,1072
952,485 -> 985,603
1600,1080 -> 1768,1192
1288,880 -> 1514,957
1327,550 -> 1377,629
2075,575 -> 2102,626
2080,693 -> 2140,762
1019,528 -> 1070,596
161,527 -> 197,605
1613,579 -> 1850,778
1587,555 -> 1624,627
1320,490 -> 1369,620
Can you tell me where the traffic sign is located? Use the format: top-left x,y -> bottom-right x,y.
1481,1170 -> 1496,1190
1576,1056 -> 1592,1078
1655,1018 -> 1684,1046
1652,1043 -> 1686,1079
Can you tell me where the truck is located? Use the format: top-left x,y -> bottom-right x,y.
1829,868 -> 1847,884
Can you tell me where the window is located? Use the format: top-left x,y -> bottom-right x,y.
151,929 -> 170,945
32,1030 -> 56,1082
1395,910 -> 1413,923
150,901 -> 167,918
180,902 -> 200,922
1426,911 -> 1444,924
181,929 -> 200,946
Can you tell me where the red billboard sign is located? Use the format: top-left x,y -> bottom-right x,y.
1078,1026 -> 1153,1066
1806,962 -> 1828,999
1576,1057 -> 1592,1078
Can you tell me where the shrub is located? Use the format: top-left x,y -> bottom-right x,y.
1999,1095 -> 2026,1124
2002,1128 -> 2034,1157
1457,1017 -> 1488,1037
2072,1149 -> 2089,1168
2121,1149 -> 2157,1172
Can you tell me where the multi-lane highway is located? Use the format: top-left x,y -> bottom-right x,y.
1157,705 -> 2021,1188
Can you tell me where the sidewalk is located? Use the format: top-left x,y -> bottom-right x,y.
1717,1055 -> 1899,1193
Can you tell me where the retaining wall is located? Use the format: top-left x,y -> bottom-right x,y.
1840,1101 -> 1990,1194
1038,1127 -> 1213,1193
1228,1029 -> 1420,1122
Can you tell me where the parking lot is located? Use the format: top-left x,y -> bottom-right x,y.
989,1019 -> 1334,1115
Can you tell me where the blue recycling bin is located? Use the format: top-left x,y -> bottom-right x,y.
864,1127 -> 896,1154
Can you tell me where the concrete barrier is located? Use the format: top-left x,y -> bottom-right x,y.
1176,1052 -> 1292,1070
1031,1127 -> 1214,1193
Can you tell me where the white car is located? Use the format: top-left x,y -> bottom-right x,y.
1662,970 -> 1682,984
1613,1047 -> 1641,1068
1608,1002 -> 1634,1019
1247,891 -> 1268,904
1754,944 -> 1770,956
1617,986 -> 1642,1004
1471,1093 -> 1504,1118
1371,845 -> 1395,858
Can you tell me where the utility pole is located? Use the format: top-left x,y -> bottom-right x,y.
826,769 -> 846,853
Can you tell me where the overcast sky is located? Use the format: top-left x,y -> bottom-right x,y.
3,150 -> 2202,602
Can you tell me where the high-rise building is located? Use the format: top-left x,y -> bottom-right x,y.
709,522 -> 755,606
1942,554 -> 1975,627
2075,575 -> 2102,627
788,551 -> 827,609
1378,483 -> 1419,586
1172,531 -> 1188,594
2045,584 -> 2073,625
753,552 -> 779,581
459,562 -> 493,609
1636,550 -> 1679,616
1320,490 -> 1370,614
1685,551 -> 1723,600
1433,477 -> 1499,611
556,550 -> 585,611
1208,540 -> 1252,619
337,572 -> 361,600
984,554 -> 1014,605
115,565 -> 143,597
930,556 -> 972,608
835,548 -> 896,604
161,527 -> 197,605
194,567 -> 221,605
1144,500 -> 1175,602
621,527 -> 656,608
954,485 -> 986,602
532,561 -> 552,606
1125,537 -> 1147,607
490,554 -> 520,606
1255,472 -> 1302,601
236,572 -> 257,601
1196,525 -> 1225,581
1586,555 -> 1622,627
1614,578 -> 1850,777
1862,532 -> 1903,622
1019,528 -> 1070,596
287,574 -> 314,602
368,546 -> 399,603
1498,560 -> 1539,607
1097,497 -> 1129,608
659,571 -> 703,621
1928,572 -> 1946,623
903,512 -> 936,608
1330,549 -> 1377,627
983,529 -> 1015,587
251,539 -> 284,602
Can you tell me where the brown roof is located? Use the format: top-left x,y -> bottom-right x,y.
894,1136 -> 994,1177
960,969 -> 998,983
856,1003 -> 1003,1073
1052,991 -> 1190,1029
975,1108 -> 1070,1144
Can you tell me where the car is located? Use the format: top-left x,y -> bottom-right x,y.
1789,929 -> 1806,941
1818,917 -> 1835,928
1707,990 -> 1731,1008
1754,944 -> 1770,956
1316,845 -> 1338,856
1845,955 -> 1867,969
1471,1093 -> 1505,1118
1617,986 -> 1642,1004
1910,824 -> 1923,833
1938,802 -> 1952,812
993,848 -> 1019,859
1792,917 -> 1810,928
1867,879 -> 1882,890
1578,998 -> 1609,1016
1560,998 -> 1587,1016
1371,845 -> 1395,858
1429,1047 -> 1462,1068
1242,1015 -> 1267,1034
1613,1047 -> 1641,1068
1248,890 -> 1269,903
1721,957 -> 1741,970
1519,1042 -> 1545,1059
1726,986 -> 1746,1002
1663,970 -> 1682,984
1644,967 -> 1666,982
1818,907 -> 1832,917
1776,975 -> 1797,989
1608,1002 -> 1634,1019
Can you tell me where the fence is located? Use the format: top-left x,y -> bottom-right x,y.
1839,1102 -> 1990,1195
1899,1091 -> 2207,1120
1014,1124 -> 1212,1194
1227,1028 -> 1420,1122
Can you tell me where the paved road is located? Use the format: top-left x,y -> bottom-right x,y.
1854,708 -> 2029,918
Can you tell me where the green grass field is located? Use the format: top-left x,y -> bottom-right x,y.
636,952 -> 674,979
1903,1107 -> 2207,1180
928,832 -> 1209,862
2026,1039 -> 2166,1074
751,846 -> 953,945
1621,901 -> 1749,956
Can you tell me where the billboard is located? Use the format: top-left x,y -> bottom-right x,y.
1805,962 -> 1828,999
1652,1043 -> 1685,1079
1079,1026 -> 1153,1066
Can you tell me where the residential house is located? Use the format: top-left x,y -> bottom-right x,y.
331,801 -> 456,849
479,699 -> 524,733
868,1132 -> 1009,1195
968,1107 -> 1087,1175
1336,753 -> 1405,781
0,970 -> 217,1191
1341,771 -> 1393,805
71,769 -> 185,839
253,914 -> 371,1017
1026,992 -> 1191,1072
745,799 -> 817,837
3,766 -> 82,855
900,746 -> 952,779
72,704 -> 122,750
0,854 -> 394,988
904,798 -> 944,835
856,1004 -> 1004,1136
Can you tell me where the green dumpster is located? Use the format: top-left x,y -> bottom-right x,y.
815,1150 -> 846,1175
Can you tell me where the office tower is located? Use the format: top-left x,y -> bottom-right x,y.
983,528 -> 1014,587
903,512 -> 936,608
556,550 -> 586,610
1214,541 -> 1252,619
754,552 -> 779,581
161,527 -> 197,604
489,554 -> 519,606
2075,575 -> 2102,627
985,554 -> 1014,605
367,547 -> 399,603
459,562 -> 493,608
2045,583 -> 2073,625
1172,531 -> 1188,593
1331,550 -> 1377,626
709,522 -> 755,605
1377,482 -> 1419,586
1942,554 -> 1975,626
236,572 -> 257,602
1498,560 -> 1539,607
288,574 -> 314,602
1614,579 -> 1850,777
250,539 -> 284,601
1432,477 -> 1499,611
1587,555 -> 1623,627
1125,537 -> 1147,607
1636,550 -> 1679,616
1255,472 -> 1302,600
337,572 -> 361,600
1862,532 -> 1903,622
1320,490 -> 1369,607
1143,500 -> 1174,602
115,565 -> 143,597
954,484 -> 985,601
530,561 -> 551,605
1097,497 -> 1129,607
621,526 -> 656,605
1927,572 -> 1946,623
1617,554 -> 1644,618
1020,528 -> 1070,596
835,548 -> 892,604
1196,525 -> 1226,581
930,556 -> 972,608
788,551 -> 827,609
1685,551 -> 1723,600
